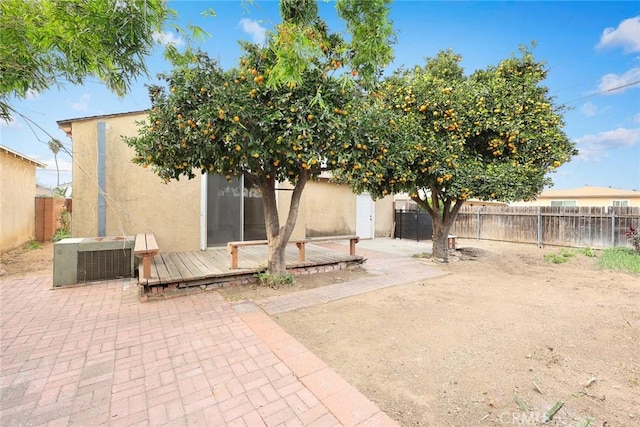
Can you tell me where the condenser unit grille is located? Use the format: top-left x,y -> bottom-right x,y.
77,249 -> 132,282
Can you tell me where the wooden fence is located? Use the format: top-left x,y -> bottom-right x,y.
450,206 -> 640,249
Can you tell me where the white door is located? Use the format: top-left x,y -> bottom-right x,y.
356,194 -> 375,239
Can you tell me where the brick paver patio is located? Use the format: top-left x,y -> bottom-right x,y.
1,241 -> 442,426
0,274 -> 397,426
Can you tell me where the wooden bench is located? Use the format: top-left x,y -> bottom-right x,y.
227,235 -> 360,269
227,239 -> 307,270
134,233 -> 159,279
308,235 -> 360,256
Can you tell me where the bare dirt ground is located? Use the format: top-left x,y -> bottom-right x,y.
271,240 -> 639,427
3,239 -> 638,426
0,241 -> 54,279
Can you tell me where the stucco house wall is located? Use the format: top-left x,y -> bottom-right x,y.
59,111 -> 201,252
279,178 -> 393,239
510,186 -> 640,207
0,146 -> 46,252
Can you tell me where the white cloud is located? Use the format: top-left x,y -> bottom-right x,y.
70,93 -> 90,111
580,102 -> 598,117
239,18 -> 266,45
597,67 -> 640,94
575,127 -> 640,161
152,31 -> 185,47
0,117 -> 21,129
597,16 -> 640,53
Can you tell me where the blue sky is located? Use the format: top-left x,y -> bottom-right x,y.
1,1 -> 639,191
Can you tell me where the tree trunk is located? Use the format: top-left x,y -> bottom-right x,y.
431,216 -> 450,260
412,189 -> 464,262
259,171 -> 308,275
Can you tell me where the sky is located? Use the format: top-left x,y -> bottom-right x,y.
1,1 -> 639,191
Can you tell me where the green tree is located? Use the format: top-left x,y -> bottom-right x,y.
125,1 -> 394,275
0,0 -> 169,119
125,44 -> 357,274
339,48 -> 577,260
269,0 -> 394,90
48,138 -> 63,187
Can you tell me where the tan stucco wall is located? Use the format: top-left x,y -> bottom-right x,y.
374,194 -> 394,237
70,112 -> 201,252
0,151 -> 38,252
511,196 -> 640,207
279,179 -> 393,238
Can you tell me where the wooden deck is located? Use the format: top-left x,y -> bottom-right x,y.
139,243 -> 363,290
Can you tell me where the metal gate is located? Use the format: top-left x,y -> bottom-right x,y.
394,210 -> 433,241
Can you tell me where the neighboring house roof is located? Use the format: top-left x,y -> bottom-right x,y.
36,185 -> 55,197
0,145 -> 46,168
539,186 -> 640,199
57,110 -> 148,137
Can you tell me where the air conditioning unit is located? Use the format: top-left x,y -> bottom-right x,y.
53,236 -> 135,287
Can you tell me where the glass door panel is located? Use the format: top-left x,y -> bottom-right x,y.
244,184 -> 266,240
207,175 -> 241,246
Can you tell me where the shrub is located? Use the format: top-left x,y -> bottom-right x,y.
23,240 -> 42,250
543,249 -> 575,264
52,210 -> 71,242
597,247 -> 640,274
255,272 -> 295,289
624,226 -> 640,254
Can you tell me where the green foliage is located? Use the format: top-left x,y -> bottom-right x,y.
0,0 -> 169,119
576,247 -> 596,258
255,271 -> 295,289
337,47 -> 577,258
624,226 -> 640,254
53,186 -> 67,198
268,0 -> 394,90
52,210 -> 71,242
125,44 -> 356,186
125,0 -> 394,273
597,247 -> 640,274
23,240 -> 42,251
340,47 -> 576,203
544,249 -> 576,264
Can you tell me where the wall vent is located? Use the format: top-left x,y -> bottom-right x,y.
77,248 -> 132,282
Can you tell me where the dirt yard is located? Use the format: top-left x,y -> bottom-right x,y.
3,239 -> 638,426
272,240 -> 639,427
0,241 -> 54,279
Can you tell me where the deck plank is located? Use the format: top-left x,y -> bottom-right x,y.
182,251 -> 212,277
167,252 -> 193,280
160,253 -> 181,280
153,255 -> 171,281
191,251 -> 224,275
175,252 -> 205,279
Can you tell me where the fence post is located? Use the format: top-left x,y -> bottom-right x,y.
611,208 -> 616,247
537,208 -> 542,248
476,209 -> 481,240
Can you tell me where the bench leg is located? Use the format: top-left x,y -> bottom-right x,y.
230,246 -> 238,269
447,236 -> 457,250
349,239 -> 358,256
296,242 -> 306,262
142,255 -> 151,279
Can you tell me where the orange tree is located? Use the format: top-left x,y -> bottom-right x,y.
338,48 -> 577,260
125,1 -> 394,275
126,44 -> 367,274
